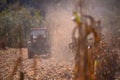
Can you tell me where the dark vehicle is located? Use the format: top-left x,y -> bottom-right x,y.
28,27 -> 49,59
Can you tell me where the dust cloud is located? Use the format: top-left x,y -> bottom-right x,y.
38,0 -> 120,61
44,2 -> 75,62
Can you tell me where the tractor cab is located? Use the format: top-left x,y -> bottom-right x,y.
28,27 -> 50,59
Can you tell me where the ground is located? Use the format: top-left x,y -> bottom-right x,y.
0,48 -> 120,80
0,48 -> 74,80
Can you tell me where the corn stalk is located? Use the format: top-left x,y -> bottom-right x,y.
72,14 -> 100,80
